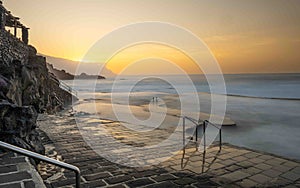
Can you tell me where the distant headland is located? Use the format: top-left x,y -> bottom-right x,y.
47,63 -> 105,80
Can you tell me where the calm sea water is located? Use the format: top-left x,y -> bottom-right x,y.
65,73 -> 300,159
68,73 -> 300,99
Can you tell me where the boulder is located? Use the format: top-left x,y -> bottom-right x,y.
0,100 -> 45,154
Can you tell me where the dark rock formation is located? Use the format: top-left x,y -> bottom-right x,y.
47,64 -> 74,80
47,63 -> 106,80
0,28 -> 75,156
76,72 -> 105,80
0,100 -> 44,154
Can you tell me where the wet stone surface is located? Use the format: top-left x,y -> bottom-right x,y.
37,113 -> 300,188
0,152 -> 45,188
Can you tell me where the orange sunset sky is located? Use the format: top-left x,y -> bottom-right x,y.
3,0 -> 300,74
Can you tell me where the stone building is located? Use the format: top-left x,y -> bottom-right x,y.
0,1 -> 29,44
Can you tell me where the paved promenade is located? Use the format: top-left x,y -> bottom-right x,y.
37,113 -> 300,188
0,152 -> 46,188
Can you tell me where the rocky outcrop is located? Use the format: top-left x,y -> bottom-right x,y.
47,63 -> 106,80
75,72 -> 105,80
0,29 -> 75,156
47,64 -> 74,80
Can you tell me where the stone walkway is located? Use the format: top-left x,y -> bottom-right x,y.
170,144 -> 300,187
0,152 -> 46,188
37,113 -> 300,188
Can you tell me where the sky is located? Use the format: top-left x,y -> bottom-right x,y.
2,0 -> 300,74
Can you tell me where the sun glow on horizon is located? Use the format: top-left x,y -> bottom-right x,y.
105,43 -> 202,75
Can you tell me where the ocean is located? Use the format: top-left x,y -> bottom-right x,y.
65,73 -> 300,160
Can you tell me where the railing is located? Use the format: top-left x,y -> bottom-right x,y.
49,74 -> 78,97
182,116 -> 222,152
59,80 -> 78,97
204,120 -> 222,150
0,141 -> 81,188
181,117 -> 222,173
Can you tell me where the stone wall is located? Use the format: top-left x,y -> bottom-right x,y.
0,29 -> 75,156
0,30 -> 29,65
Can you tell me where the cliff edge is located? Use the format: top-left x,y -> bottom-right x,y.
0,28 -> 75,156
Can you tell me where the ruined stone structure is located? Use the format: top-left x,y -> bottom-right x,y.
0,1 -> 29,44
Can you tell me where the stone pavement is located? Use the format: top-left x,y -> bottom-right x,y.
168,144 -> 300,187
37,113 -> 300,188
0,152 -> 46,188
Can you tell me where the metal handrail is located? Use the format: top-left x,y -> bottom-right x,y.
181,116 -> 223,172
0,141 -> 81,188
184,116 -> 202,126
205,120 -> 222,130
203,120 -> 222,151
49,74 -> 78,97
59,80 -> 78,97
182,116 -> 222,151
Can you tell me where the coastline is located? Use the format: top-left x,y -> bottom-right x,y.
72,89 -> 300,160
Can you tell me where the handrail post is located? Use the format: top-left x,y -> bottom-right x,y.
183,117 -> 185,147
182,116 -> 186,159
195,125 -> 198,142
75,171 -> 81,188
203,120 -> 207,152
219,128 -> 222,150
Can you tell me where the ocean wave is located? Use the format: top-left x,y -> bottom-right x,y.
222,93 -> 300,100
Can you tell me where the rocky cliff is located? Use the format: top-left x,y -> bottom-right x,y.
0,30 -> 75,156
47,64 -> 74,80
